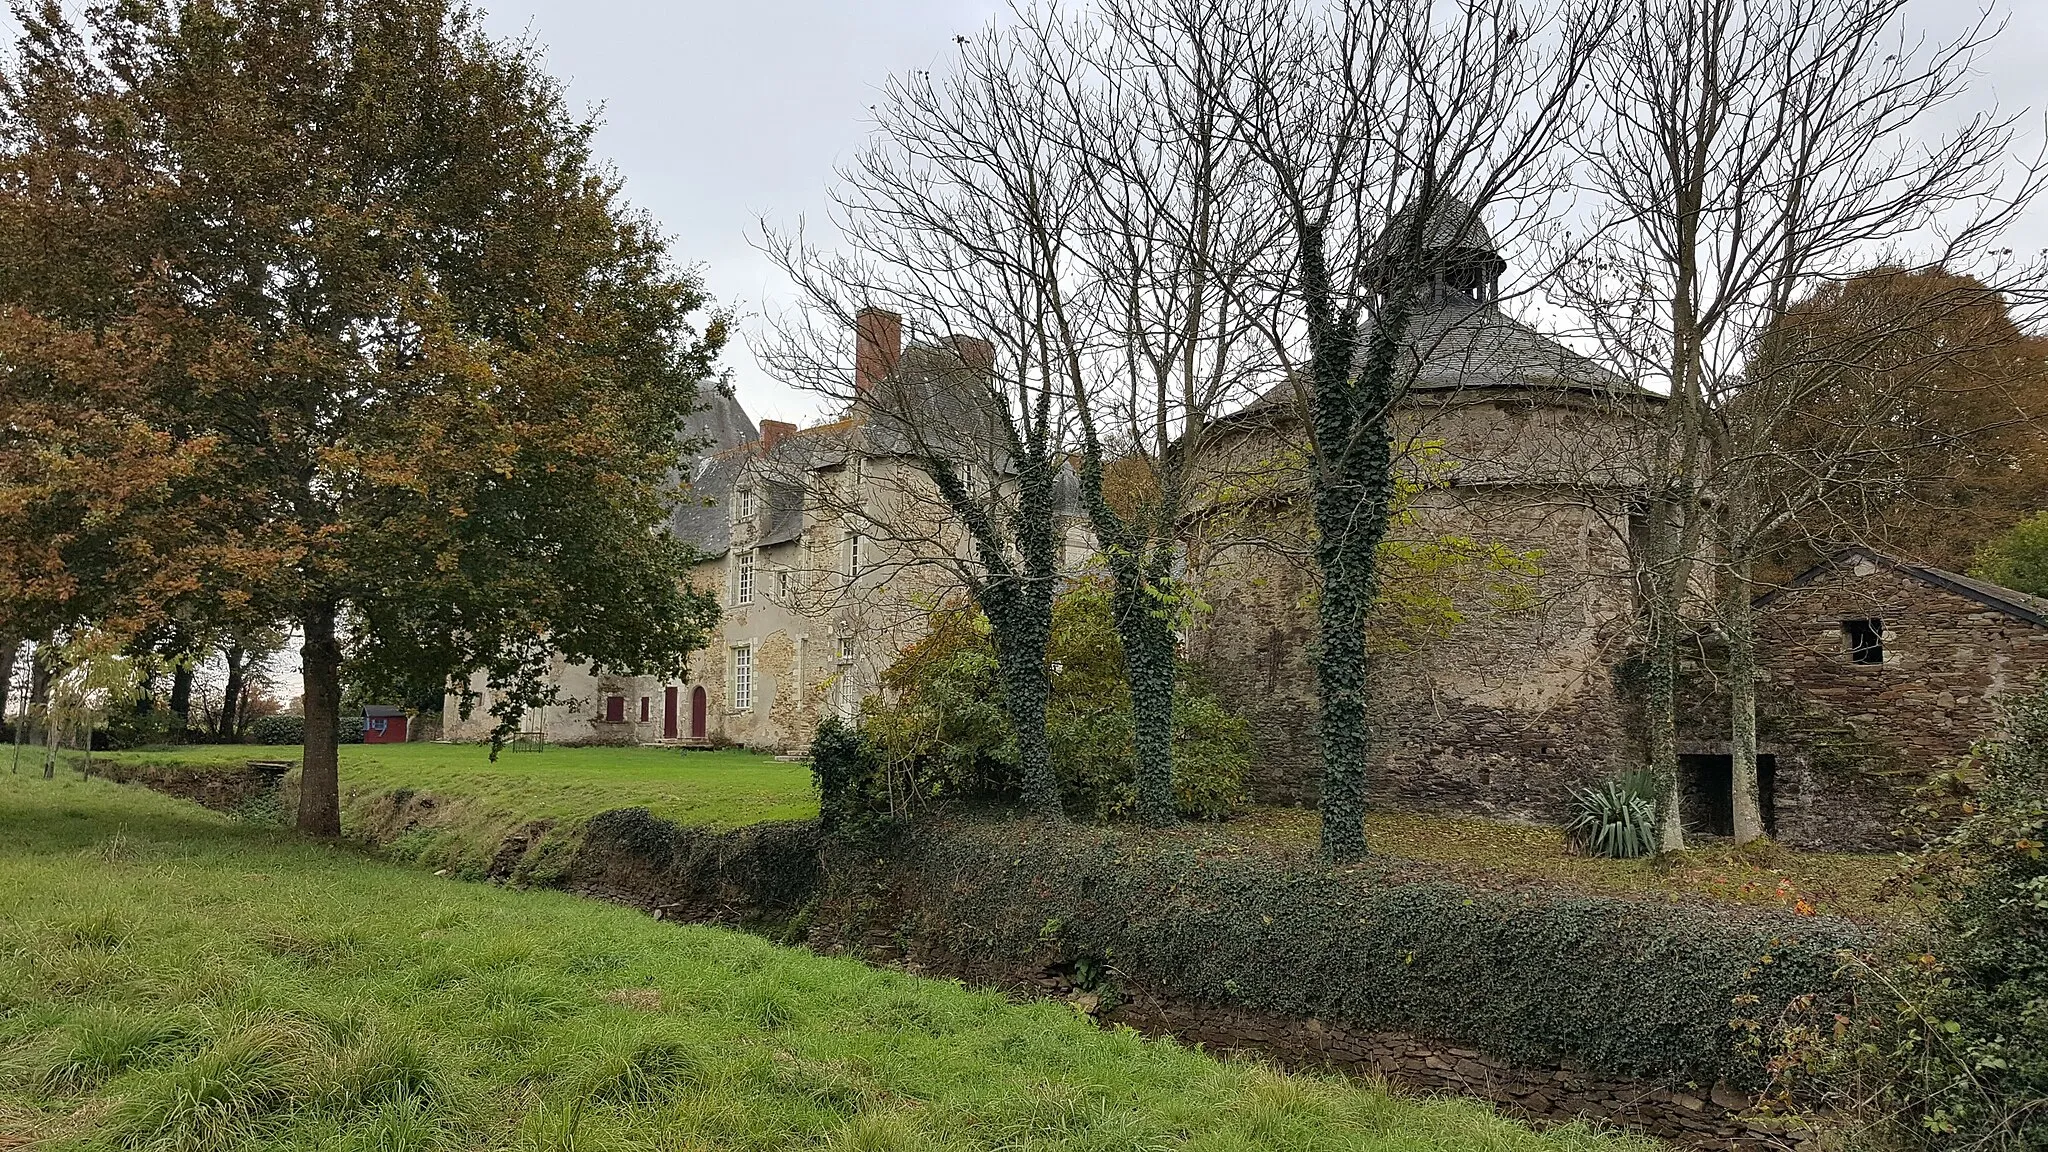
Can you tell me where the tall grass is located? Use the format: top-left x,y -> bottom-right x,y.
0,772 -> 1651,1151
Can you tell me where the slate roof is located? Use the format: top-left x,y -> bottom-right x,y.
1376,195 -> 1500,260
671,341 -> 1088,559
1226,298 -> 1639,429
1758,546 -> 2048,628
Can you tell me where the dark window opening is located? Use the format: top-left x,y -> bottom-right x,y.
604,695 -> 625,723
1843,618 -> 1884,665
639,696 -> 650,722
1678,753 -> 1777,838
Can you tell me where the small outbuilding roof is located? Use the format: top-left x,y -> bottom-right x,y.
1758,546 -> 2048,628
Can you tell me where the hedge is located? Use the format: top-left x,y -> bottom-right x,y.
858,820 -> 1868,1088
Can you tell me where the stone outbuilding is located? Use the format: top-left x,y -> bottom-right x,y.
1702,547 -> 2048,850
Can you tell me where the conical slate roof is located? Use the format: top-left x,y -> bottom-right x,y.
1376,195 -> 1500,259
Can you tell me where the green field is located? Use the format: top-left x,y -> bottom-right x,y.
102,742 -> 820,830
0,772 -> 1646,1152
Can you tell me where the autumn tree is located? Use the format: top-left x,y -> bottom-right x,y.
0,0 -> 725,834
1758,268 -> 2048,582
1975,512 -> 2048,599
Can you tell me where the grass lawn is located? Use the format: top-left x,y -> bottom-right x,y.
101,742 -> 820,830
1240,808 -> 1914,921
0,772 -> 1648,1152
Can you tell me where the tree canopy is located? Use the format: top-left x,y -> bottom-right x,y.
0,0 -> 725,833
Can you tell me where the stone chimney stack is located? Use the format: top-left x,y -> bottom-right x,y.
941,334 -> 996,373
758,420 -> 796,450
853,308 -> 902,397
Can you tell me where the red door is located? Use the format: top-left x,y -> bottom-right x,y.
663,686 -> 678,739
690,686 -> 707,738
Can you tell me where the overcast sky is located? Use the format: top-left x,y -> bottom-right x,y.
471,0 -> 2048,431
469,0 -> 1012,428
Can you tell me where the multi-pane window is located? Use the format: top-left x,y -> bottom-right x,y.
846,531 -> 866,577
1843,618 -> 1885,665
776,570 -> 792,601
730,645 -> 753,711
733,550 -> 755,605
837,635 -> 855,663
731,486 -> 756,523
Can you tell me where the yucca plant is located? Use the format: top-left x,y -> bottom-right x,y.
1565,771 -> 1660,859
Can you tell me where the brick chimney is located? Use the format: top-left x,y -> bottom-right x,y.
759,420 -> 796,450
853,307 -> 902,396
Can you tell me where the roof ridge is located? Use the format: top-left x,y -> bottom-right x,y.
1765,545 -> 2048,628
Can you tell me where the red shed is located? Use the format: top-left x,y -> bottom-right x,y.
363,705 -> 409,744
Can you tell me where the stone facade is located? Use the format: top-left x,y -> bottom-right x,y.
1185,346 -> 1658,819
447,313 -> 1091,752
1710,548 -> 2048,850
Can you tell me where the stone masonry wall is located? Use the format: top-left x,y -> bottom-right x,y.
1188,478 -> 1640,822
1734,558 -> 2048,849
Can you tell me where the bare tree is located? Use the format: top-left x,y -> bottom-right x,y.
1154,0 -> 1611,861
1555,0 -> 2042,848
755,32 -> 1104,820
957,2 -> 1291,826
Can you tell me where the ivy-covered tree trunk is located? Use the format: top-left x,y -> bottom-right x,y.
298,601 -> 343,838
1306,284 -> 1405,864
1114,548 -> 1179,826
168,661 -> 193,732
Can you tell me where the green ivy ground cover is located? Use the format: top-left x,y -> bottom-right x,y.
0,771 -> 1651,1152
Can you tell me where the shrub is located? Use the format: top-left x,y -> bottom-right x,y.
244,715 -> 306,746
810,716 -> 886,836
856,582 -> 1249,823
339,716 -> 366,745
860,819 -> 1863,1088
1821,683 -> 2048,1148
1564,772 -> 1658,859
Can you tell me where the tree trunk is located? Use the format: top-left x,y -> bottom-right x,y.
42,695 -> 58,779
1642,496 -> 1688,853
995,618 -> 1064,822
1119,568 -> 1179,826
0,638 -> 15,725
218,645 -> 246,739
298,603 -> 344,836
1308,298 -> 1401,865
1725,522 -> 1764,844
168,661 -> 194,733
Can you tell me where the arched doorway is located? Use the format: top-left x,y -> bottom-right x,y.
689,686 -> 708,739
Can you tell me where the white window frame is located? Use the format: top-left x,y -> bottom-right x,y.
731,486 -> 756,523
733,549 -> 755,606
846,530 -> 866,577
730,644 -> 753,711
837,636 -> 855,664
776,569 -> 792,601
